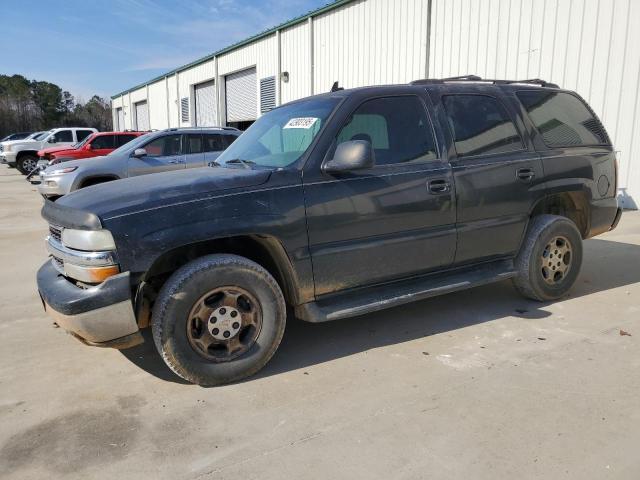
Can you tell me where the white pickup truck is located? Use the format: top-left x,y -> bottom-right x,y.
0,127 -> 97,174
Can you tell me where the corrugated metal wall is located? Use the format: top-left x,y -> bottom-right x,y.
430,0 -> 640,206
112,0 -> 640,206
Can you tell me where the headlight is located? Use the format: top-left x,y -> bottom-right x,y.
61,229 -> 116,251
48,166 -> 77,175
4,145 -> 11,152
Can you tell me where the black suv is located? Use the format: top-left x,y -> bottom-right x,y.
37,77 -> 622,385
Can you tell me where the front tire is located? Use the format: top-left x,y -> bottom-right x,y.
513,214 -> 583,301
152,254 -> 286,386
16,154 -> 39,175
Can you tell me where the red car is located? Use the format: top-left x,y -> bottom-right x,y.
38,131 -> 146,164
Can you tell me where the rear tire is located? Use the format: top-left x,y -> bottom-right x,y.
152,254 -> 286,386
513,214 -> 583,301
16,155 -> 38,175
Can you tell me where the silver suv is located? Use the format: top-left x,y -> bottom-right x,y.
38,127 -> 240,199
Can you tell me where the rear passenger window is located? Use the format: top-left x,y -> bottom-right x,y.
203,134 -> 225,152
76,130 -> 93,141
187,134 -> 203,153
117,134 -> 138,147
443,95 -> 523,157
336,96 -> 438,166
516,90 -> 608,146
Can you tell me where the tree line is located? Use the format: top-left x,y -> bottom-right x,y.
0,74 -> 112,138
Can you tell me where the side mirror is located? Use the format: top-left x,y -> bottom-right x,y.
47,136 -> 56,143
323,140 -> 375,173
132,148 -> 147,158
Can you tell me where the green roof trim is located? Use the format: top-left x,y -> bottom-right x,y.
111,0 -> 355,99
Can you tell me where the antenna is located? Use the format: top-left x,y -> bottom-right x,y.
330,81 -> 343,92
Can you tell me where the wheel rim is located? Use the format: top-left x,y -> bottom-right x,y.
540,235 -> 572,285
186,286 -> 262,362
22,158 -> 37,172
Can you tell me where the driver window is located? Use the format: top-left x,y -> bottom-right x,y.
53,130 -> 73,143
336,96 -> 438,166
144,134 -> 181,156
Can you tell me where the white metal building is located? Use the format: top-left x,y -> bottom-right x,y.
112,0 -> 640,208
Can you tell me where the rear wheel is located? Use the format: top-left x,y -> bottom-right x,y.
513,214 -> 583,301
16,154 -> 38,175
152,254 -> 286,386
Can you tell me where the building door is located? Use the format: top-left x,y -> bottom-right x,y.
134,101 -> 149,131
194,80 -> 217,126
225,67 -> 257,129
116,108 -> 124,130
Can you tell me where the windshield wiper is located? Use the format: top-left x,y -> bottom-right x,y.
208,160 -> 222,167
225,158 -> 255,169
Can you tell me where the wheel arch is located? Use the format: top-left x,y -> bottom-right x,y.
142,234 -> 301,307
78,175 -> 120,189
529,190 -> 591,238
16,150 -> 38,161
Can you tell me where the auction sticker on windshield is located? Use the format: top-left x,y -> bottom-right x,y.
284,117 -> 319,129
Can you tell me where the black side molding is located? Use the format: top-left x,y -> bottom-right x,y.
42,199 -> 102,230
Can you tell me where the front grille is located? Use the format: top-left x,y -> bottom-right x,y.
0,144 -> 3,152
49,225 -> 62,242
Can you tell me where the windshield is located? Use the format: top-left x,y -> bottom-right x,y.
107,133 -> 146,156
34,131 -> 52,141
216,97 -> 340,168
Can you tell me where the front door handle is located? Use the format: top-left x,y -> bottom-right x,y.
168,159 -> 183,164
428,179 -> 451,194
516,168 -> 535,182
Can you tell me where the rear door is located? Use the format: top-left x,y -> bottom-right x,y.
127,133 -> 185,176
303,92 -> 457,296
431,86 -> 545,264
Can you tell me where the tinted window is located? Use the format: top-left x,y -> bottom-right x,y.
53,130 -> 73,142
90,135 -> 114,149
516,90 -> 608,146
187,134 -> 203,153
443,95 -> 523,157
144,134 -> 181,156
76,130 -> 93,141
336,96 -> 438,166
117,134 -> 138,147
222,134 -> 238,147
203,134 -> 224,152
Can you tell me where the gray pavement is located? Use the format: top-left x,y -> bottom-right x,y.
0,166 -> 638,479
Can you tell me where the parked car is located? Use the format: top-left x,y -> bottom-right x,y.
1,127 -> 97,174
37,131 -> 147,165
37,127 -> 240,199
1,132 -> 33,142
1,131 -> 48,167
37,78 -> 621,386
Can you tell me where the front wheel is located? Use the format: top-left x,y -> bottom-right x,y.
513,215 -> 583,302
16,155 -> 39,175
152,254 -> 286,386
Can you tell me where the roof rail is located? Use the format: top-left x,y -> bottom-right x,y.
165,126 -> 238,132
410,75 -> 559,88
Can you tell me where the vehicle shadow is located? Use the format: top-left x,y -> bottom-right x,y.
119,237 -> 640,385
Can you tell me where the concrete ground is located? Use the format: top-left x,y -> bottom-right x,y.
0,166 -> 638,480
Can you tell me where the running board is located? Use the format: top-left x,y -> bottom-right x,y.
295,259 -> 516,323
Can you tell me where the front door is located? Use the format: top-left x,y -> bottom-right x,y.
303,94 -> 457,296
128,133 -> 185,177
435,90 -> 545,264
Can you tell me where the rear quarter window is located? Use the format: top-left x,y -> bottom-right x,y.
516,90 -> 609,147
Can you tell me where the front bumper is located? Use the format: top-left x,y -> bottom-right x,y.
37,261 -> 142,348
37,173 -> 74,197
1,151 -> 16,165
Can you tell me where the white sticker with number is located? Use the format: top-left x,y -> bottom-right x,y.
284,117 -> 319,129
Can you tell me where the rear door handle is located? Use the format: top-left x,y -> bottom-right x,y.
428,179 -> 451,194
516,168 -> 535,182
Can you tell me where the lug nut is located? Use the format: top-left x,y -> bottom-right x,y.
232,322 -> 240,329
223,331 -> 230,338
211,317 -> 217,323
212,328 -> 219,335
219,308 -> 226,315
230,311 -> 238,318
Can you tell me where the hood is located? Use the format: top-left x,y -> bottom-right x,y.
39,145 -> 76,156
56,166 -> 272,220
43,155 -> 108,173
2,138 -> 39,148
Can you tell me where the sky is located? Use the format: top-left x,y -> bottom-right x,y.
0,0 -> 329,101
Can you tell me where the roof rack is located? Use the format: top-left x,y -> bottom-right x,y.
410,75 -> 559,88
165,126 -> 240,132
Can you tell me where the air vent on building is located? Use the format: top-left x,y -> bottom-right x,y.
260,76 -> 276,114
180,97 -> 189,123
